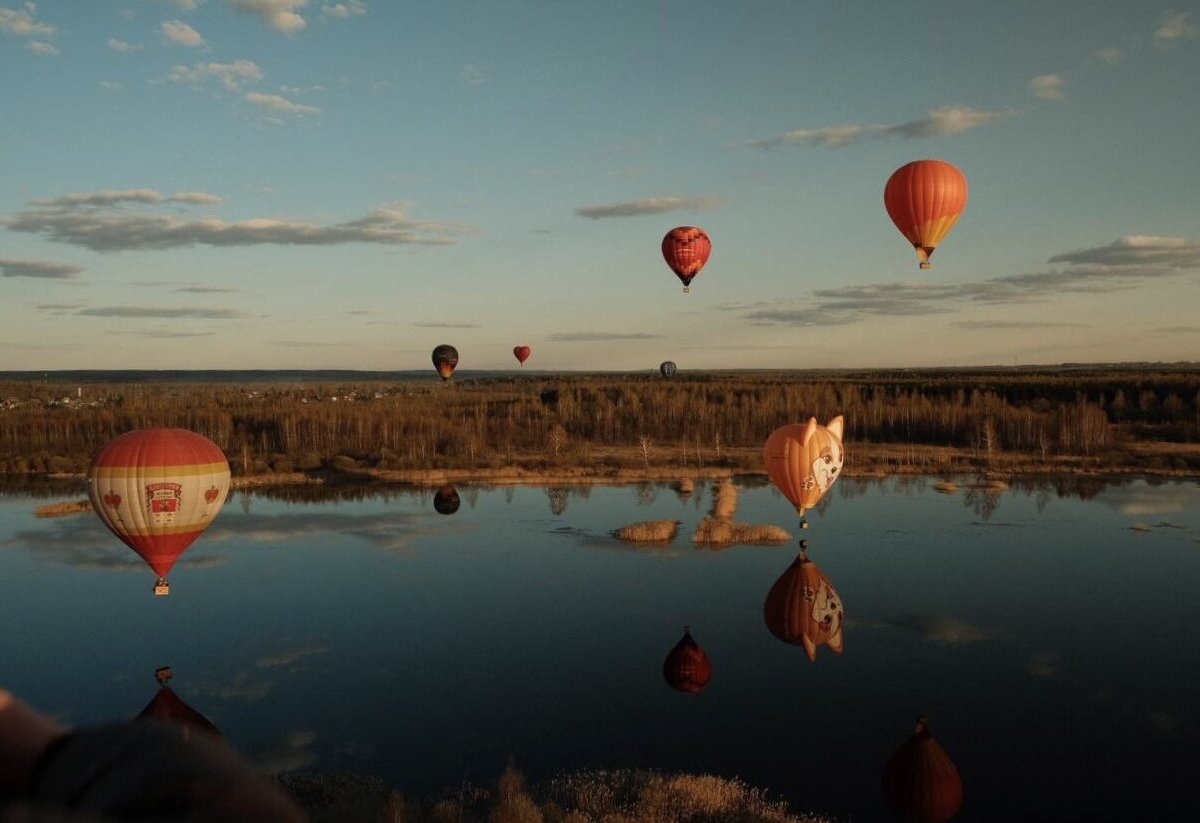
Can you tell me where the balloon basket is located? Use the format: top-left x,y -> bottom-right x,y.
681,285 -> 691,294
154,579 -> 170,596
919,262 -> 931,269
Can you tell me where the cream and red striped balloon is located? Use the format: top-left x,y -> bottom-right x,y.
884,159 -> 968,269
661,226 -> 712,293
86,428 -> 230,593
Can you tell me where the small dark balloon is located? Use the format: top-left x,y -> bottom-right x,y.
432,344 -> 459,381
660,361 -> 677,379
663,627 -> 713,693
433,485 -> 461,515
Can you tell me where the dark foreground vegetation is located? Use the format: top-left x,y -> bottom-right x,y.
1,365 -> 1198,478
279,763 -> 831,823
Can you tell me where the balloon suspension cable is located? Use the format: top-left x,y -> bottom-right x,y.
798,537 -> 809,559
684,624 -> 691,635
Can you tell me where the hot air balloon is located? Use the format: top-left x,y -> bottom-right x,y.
433,485 -> 461,515
513,345 -> 531,366
763,551 -> 844,662
87,428 -> 230,596
660,360 -> 677,379
662,226 -> 711,293
884,160 -> 968,269
137,667 -> 220,738
763,416 -> 845,526
883,717 -> 963,823
662,627 -> 713,693
432,344 -> 459,381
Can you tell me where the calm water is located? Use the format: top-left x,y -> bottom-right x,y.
2,475 -> 1199,821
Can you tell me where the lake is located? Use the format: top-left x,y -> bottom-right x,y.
2,475 -> 1198,821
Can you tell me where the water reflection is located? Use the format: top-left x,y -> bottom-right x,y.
433,485 -> 460,515
137,666 -> 221,738
662,626 -> 713,693
882,716 -> 963,823
762,551 -> 844,662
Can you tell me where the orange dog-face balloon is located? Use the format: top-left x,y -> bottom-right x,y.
763,416 -> 845,516
763,552 -> 844,662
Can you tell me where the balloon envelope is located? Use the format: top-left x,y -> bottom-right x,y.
882,717 -> 963,823
660,361 -> 677,378
513,345 -> 531,365
763,416 -> 845,516
662,628 -> 713,693
661,227 -> 711,293
763,552 -> 844,662
884,159 -> 968,269
433,485 -> 461,515
137,667 -> 220,737
431,344 -> 459,380
86,428 -> 230,592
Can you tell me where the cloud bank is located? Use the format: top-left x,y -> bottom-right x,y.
229,0 -> 308,33
745,235 -> 1200,327
0,258 -> 83,279
747,106 -> 1009,149
575,195 -> 718,219
6,190 -> 470,251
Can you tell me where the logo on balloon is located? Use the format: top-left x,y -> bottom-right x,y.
145,482 -> 183,524
103,491 -> 122,508
204,486 -> 219,504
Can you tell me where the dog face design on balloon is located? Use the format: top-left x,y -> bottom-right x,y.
764,416 -> 845,516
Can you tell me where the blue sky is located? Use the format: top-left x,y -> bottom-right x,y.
2,0 -> 1198,371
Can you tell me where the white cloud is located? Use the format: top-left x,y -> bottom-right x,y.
7,190 -> 471,251
1093,47 -> 1124,65
27,39 -> 56,55
321,1 -> 365,19
747,105 -> 1009,149
0,5 -> 55,37
170,59 -> 264,91
1029,73 -> 1066,101
107,37 -> 135,52
100,80 -> 122,91
1048,235 -> 1200,268
462,63 -> 485,85
228,0 -> 307,33
244,91 -> 320,114
1154,12 -> 1196,46
173,0 -> 201,10
79,306 -> 247,319
575,195 -> 718,219
161,19 -> 205,47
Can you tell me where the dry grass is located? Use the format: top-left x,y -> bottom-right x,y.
932,481 -> 958,494
281,765 -> 833,823
674,478 -> 695,496
693,518 -> 791,547
709,479 -> 738,521
33,499 -> 93,517
614,519 -> 681,544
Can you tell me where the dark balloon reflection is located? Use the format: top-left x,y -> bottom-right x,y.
763,551 -> 844,662
136,666 -> 220,738
433,485 -> 461,516
662,626 -> 713,693
882,716 -> 963,823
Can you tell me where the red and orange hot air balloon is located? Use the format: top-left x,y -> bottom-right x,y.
137,667 -> 220,738
87,428 -> 230,596
763,416 -> 845,526
662,626 -> 713,693
662,226 -> 711,293
763,552 -> 845,662
513,345 -> 531,366
884,160 -> 968,269
431,344 -> 459,381
883,716 -> 964,823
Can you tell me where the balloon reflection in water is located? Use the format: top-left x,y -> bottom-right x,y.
882,716 -> 963,823
431,344 -> 459,381
433,485 -> 461,515
86,428 -> 230,596
137,667 -> 220,738
763,416 -> 845,528
662,626 -> 713,693
763,551 -> 844,662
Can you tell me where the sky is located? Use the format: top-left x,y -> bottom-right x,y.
1,0 -> 1198,371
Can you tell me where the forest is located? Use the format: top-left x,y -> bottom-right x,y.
1,366 -> 1198,477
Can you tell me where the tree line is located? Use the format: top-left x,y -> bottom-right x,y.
0,367 -> 1197,475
